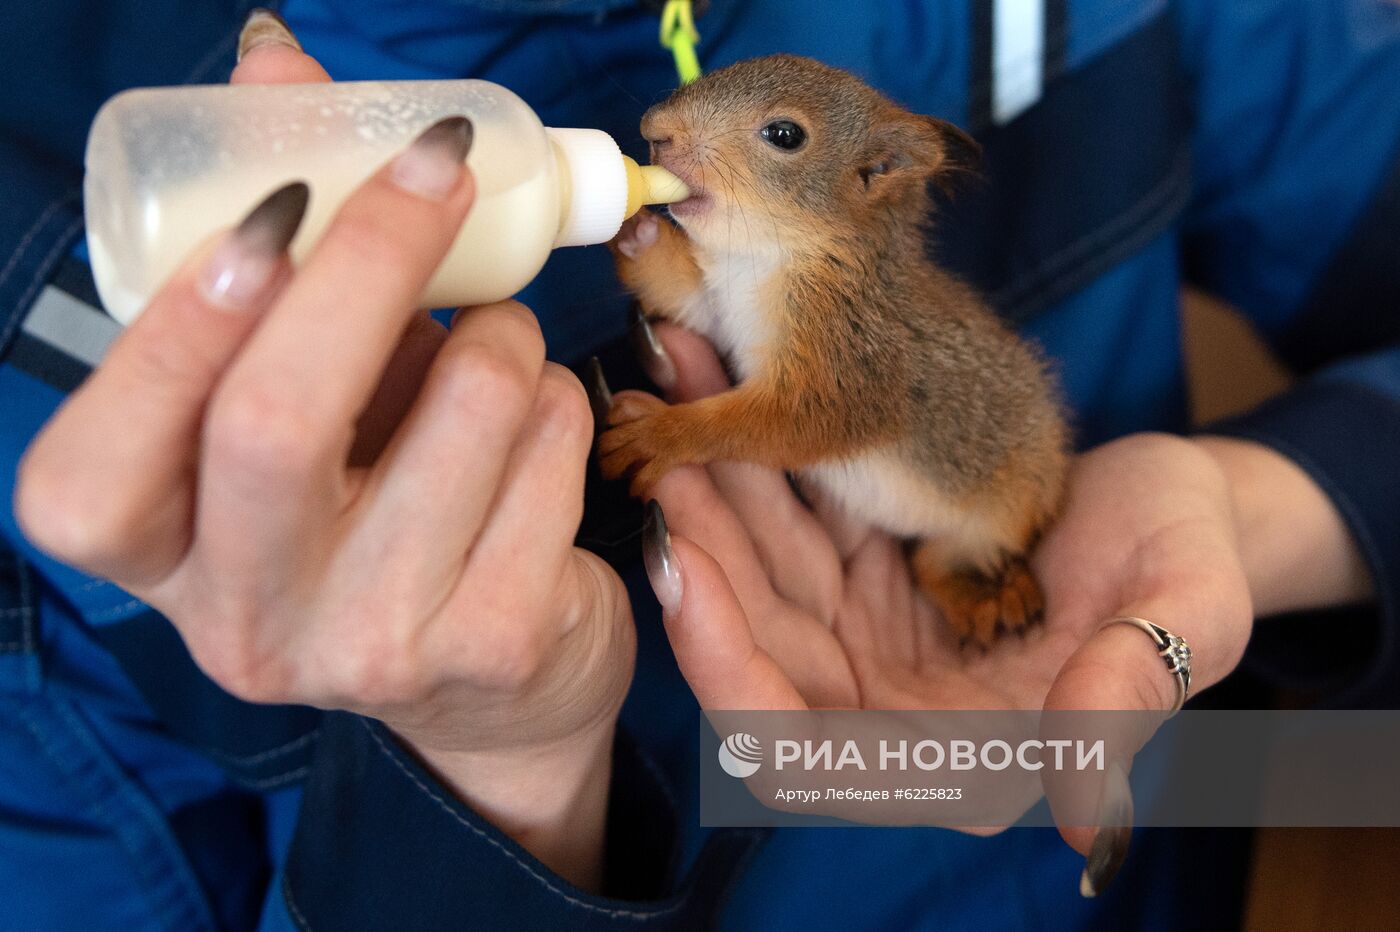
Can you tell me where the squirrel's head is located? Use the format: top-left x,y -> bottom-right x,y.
641,54 -> 978,257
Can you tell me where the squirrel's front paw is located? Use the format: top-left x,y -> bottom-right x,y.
597,391 -> 677,496
611,211 -> 661,260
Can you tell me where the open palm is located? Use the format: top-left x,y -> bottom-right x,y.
631,322 -> 1254,851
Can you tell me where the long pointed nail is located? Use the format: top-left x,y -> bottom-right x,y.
1079,761 -> 1133,897
629,305 -> 677,392
200,181 -> 309,310
391,116 -> 474,200
643,500 -> 683,614
237,8 -> 302,62
584,357 -> 612,432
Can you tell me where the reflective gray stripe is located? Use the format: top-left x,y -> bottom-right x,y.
20,285 -> 119,367
993,0 -> 1046,125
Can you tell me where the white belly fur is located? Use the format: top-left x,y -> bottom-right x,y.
803,448 -> 1004,567
678,246 -> 781,381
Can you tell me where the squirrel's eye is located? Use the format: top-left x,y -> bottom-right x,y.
760,120 -> 806,151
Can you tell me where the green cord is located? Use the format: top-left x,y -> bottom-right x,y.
659,0 -> 702,84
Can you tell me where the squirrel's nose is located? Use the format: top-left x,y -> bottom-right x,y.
640,105 -> 680,147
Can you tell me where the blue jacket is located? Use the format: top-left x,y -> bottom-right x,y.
2,1 -> 1398,929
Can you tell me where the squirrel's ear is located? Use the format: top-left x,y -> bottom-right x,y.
859,113 -> 981,195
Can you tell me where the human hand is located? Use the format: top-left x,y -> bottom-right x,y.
14,22 -> 633,889
618,320 -> 1253,892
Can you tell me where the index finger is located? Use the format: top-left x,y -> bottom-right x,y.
213,116 -> 476,447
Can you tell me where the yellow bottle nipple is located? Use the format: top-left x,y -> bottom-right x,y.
622,156 -> 691,218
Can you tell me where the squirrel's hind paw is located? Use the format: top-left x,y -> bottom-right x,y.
913,552 -> 1044,649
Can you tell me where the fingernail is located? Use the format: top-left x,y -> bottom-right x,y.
391,116 -> 474,200
584,357 -> 613,433
237,8 -> 302,62
643,499 -> 683,614
200,181 -> 309,310
629,305 -> 677,391
1079,761 -> 1133,898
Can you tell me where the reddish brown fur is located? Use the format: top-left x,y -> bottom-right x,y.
600,55 -> 1069,647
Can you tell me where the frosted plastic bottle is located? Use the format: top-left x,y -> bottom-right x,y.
83,80 -> 689,325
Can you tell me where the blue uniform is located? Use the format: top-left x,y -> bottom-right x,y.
2,1 -> 1398,928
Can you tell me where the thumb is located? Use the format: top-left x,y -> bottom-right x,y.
643,501 -> 807,711
1041,610 -> 1187,896
231,9 -> 332,84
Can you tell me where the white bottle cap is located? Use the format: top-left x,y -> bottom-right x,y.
546,127 -> 629,248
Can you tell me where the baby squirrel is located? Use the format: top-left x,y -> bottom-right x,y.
599,55 -> 1069,647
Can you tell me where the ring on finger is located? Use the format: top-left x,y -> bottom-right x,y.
1104,616 -> 1193,715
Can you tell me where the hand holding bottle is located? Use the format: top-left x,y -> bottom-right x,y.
16,24 -> 634,892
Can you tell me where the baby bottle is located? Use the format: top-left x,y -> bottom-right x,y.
83,79 -> 689,324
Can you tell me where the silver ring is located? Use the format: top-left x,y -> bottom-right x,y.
1105,616 -> 1192,714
